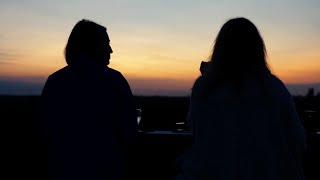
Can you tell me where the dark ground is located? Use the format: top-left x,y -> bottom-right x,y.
1,95 -> 319,180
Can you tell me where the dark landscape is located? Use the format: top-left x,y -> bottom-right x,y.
1,93 -> 319,180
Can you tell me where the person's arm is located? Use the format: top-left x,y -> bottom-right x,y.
116,73 -> 139,148
39,75 -> 54,138
187,77 -> 205,137
285,95 -> 307,159
279,82 -> 307,165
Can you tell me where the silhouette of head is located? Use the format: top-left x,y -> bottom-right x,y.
199,17 -> 271,96
208,17 -> 269,77
64,19 -> 113,65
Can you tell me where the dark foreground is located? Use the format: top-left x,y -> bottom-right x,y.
1,95 -> 319,180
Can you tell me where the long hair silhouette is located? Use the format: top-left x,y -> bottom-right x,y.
201,17 -> 271,96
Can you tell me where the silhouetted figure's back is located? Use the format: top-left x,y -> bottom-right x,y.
175,17 -> 306,180
41,20 -> 138,180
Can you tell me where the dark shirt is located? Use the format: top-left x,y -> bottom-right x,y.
41,59 -> 138,180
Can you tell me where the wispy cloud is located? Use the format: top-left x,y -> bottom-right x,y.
0,50 -> 20,64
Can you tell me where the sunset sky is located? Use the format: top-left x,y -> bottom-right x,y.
0,0 -> 319,96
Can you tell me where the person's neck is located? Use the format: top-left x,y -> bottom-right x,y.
73,53 -> 108,67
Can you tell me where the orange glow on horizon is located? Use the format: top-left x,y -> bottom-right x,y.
0,50 -> 319,86
269,48 -> 320,84
0,23 -> 319,94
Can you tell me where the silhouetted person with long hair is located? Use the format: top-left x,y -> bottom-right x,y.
41,19 -> 138,180
175,17 -> 306,180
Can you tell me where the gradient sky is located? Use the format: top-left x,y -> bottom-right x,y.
0,0 -> 319,96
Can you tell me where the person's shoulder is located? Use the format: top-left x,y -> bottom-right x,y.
268,74 -> 287,89
42,66 -> 71,93
191,75 -> 208,99
192,76 -> 205,91
107,67 -> 128,81
268,73 -> 292,97
49,66 -> 71,79
107,67 -> 122,76
43,66 -> 70,85
106,67 -> 133,94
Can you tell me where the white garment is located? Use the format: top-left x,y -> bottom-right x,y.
177,73 -> 306,180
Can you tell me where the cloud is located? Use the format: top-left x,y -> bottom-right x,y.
0,50 -> 20,64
